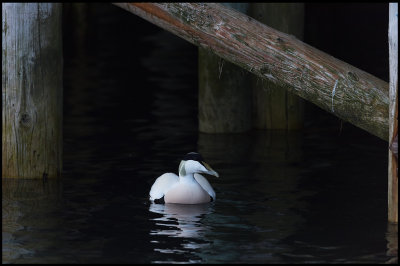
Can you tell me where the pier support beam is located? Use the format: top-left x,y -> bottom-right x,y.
198,48 -> 252,133
2,3 -> 63,178
114,3 -> 389,141
388,3 -> 398,223
249,3 -> 305,130
198,3 -> 251,133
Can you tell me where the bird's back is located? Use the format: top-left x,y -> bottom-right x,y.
149,173 -> 179,201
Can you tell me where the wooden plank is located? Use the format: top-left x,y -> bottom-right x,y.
2,3 -> 63,178
388,3 -> 398,223
113,3 -> 389,141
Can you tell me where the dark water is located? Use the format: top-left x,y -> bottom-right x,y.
2,4 -> 397,264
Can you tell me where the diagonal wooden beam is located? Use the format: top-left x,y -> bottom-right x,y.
114,3 -> 389,141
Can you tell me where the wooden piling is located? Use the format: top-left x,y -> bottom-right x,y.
114,3 -> 389,141
388,3 -> 398,223
249,3 -> 305,130
2,3 -> 63,178
198,3 -> 251,133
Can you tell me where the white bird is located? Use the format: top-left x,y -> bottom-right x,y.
149,152 -> 219,204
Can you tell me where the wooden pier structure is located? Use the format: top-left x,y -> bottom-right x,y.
114,3 -> 389,141
2,3 -> 63,179
2,3 -> 397,222
388,3 -> 398,223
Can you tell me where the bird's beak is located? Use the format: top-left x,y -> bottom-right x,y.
201,161 -> 219,178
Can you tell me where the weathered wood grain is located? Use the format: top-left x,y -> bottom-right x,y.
2,3 -> 63,178
388,3 -> 398,223
198,3 -> 251,133
249,3 -> 305,130
198,48 -> 252,133
114,3 -> 389,141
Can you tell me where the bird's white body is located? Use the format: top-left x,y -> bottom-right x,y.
149,157 -> 218,204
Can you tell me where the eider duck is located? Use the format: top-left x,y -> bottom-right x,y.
149,152 -> 219,204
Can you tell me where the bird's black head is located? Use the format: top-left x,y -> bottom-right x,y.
183,152 -> 204,162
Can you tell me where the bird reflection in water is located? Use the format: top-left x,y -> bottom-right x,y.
148,202 -> 214,259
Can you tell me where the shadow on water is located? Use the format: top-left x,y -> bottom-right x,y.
2,3 -> 398,264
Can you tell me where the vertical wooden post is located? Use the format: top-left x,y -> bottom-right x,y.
2,3 -> 63,178
388,3 -> 398,223
198,3 -> 252,133
249,3 -> 305,130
